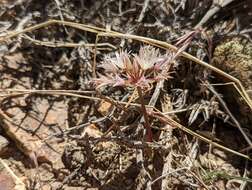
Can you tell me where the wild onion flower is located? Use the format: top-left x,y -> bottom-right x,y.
93,46 -> 171,89
93,46 -> 173,142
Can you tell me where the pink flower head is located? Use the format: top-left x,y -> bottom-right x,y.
101,51 -> 131,73
93,46 -> 171,89
134,46 -> 161,70
93,74 -> 125,88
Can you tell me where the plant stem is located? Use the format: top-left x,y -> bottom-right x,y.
137,86 -> 152,142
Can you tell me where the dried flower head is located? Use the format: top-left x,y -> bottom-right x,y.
93,46 -> 172,89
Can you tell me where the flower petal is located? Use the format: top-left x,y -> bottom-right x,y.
113,75 -> 126,87
134,46 -> 160,70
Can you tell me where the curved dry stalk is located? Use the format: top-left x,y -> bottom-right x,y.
0,88 -> 251,160
0,88 -> 157,110
0,158 -> 26,190
0,88 -> 94,94
97,32 -> 252,110
0,19 -> 251,161
152,110 -> 252,161
0,19 -> 251,111
22,34 -> 116,49
205,82 -> 252,148
194,0 -> 236,29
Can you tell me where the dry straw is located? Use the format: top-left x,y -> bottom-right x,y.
0,19 -> 251,160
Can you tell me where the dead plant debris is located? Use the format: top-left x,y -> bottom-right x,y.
0,0 -> 252,189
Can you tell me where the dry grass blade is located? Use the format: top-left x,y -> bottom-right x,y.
22,34 -> 117,49
0,158 -> 26,190
0,19 -> 251,163
0,88 -> 251,161
205,82 -> 252,148
194,0 -> 236,29
0,19 -> 251,111
0,88 -> 156,110
152,111 -> 252,161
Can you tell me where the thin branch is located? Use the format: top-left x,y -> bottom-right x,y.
0,19 -> 251,110
150,167 -> 188,186
205,82 -> 252,148
194,0 -> 236,29
137,86 -> 152,142
137,0 -> 150,22
151,111 -> 252,161
0,158 -> 26,190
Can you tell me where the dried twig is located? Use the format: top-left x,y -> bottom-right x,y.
205,82 -> 252,148
137,0 -> 150,22
1,19 -> 252,163
151,111 -> 252,161
1,88 -> 251,160
194,0 -> 236,29
0,158 -> 26,190
150,167 -> 188,186
22,34 -> 116,49
161,151 -> 173,190
0,19 -> 251,111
